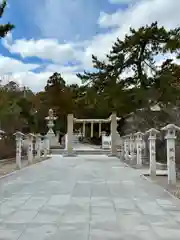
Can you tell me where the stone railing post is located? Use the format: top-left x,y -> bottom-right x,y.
124,135 -> 129,161
134,132 -> 144,167
146,128 -> 160,177
99,122 -> 102,137
36,134 -> 42,158
82,122 -> 86,137
161,124 -> 180,185
43,135 -> 48,157
14,132 -> 24,169
0,130 -> 5,140
27,133 -> 35,164
66,114 -> 75,156
46,136 -> 50,154
91,122 -> 94,138
65,134 -> 68,150
127,134 -> 131,157
101,131 -> 106,149
129,134 -> 135,161
110,112 -> 117,156
120,136 -> 125,160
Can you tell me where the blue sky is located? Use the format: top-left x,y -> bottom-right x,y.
0,0 -> 179,91
5,0 -> 118,39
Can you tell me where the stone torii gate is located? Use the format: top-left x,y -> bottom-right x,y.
66,112 -> 119,156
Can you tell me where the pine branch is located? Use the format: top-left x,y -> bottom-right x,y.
0,1 -> 15,38
0,0 -> 7,18
0,23 -> 14,38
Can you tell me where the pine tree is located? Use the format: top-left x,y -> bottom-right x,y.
0,0 -> 14,38
77,22 -> 180,113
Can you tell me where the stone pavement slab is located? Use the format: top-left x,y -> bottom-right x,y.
0,154 -> 180,239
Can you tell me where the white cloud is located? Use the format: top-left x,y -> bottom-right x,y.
1,69 -> 81,92
2,0 -> 180,92
3,35 -> 91,69
61,72 -> 81,86
98,10 -> 124,28
90,0 -> 180,62
99,0 -> 180,30
6,0 -> 180,68
44,64 -> 82,86
155,53 -> 180,68
0,54 -> 39,75
11,71 -> 53,92
4,37 -> 83,64
0,55 -> 45,91
45,64 -> 80,73
0,53 -> 81,91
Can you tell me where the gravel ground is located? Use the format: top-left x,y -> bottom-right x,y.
147,175 -> 180,199
0,157 -> 49,177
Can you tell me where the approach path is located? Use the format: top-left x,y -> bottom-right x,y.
0,153 -> 180,239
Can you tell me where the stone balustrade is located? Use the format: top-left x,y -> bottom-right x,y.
42,135 -> 50,157
13,132 -> 48,169
120,123 -> 180,186
134,132 -> 144,167
11,122 -> 180,187
161,124 -> 180,185
35,134 -> 42,159
145,128 -> 160,177
26,133 -> 35,164
14,131 -> 24,169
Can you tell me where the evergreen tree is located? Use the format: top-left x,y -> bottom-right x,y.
77,22 -> 180,113
0,0 -> 14,38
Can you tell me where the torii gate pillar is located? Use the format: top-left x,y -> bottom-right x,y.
109,112 -> 117,156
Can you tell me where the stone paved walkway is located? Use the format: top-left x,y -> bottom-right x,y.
0,155 -> 180,239
74,143 -> 97,150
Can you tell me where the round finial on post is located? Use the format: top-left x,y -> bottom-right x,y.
145,128 -> 160,139
48,109 -> 54,118
161,124 -> 180,141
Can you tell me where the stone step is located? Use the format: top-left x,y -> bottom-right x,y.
51,149 -> 112,155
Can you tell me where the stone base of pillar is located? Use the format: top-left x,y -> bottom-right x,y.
150,171 -> 156,178
116,151 -> 121,159
135,164 -> 143,169
16,164 -> 21,170
118,151 -> 124,160
167,182 -> 176,191
129,155 -> 136,165
108,152 -> 118,157
168,179 -> 176,187
63,151 -> 77,157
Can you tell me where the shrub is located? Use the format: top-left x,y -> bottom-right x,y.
0,135 -> 16,160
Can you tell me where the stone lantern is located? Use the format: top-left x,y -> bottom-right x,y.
45,109 -> 58,148
27,133 -> 35,164
145,128 -> 160,177
161,124 -> 180,185
13,132 -> 24,169
36,134 -> 42,158
134,132 -> 144,167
